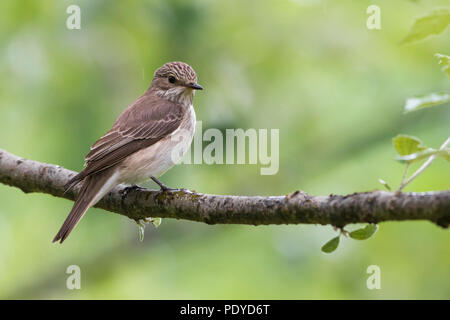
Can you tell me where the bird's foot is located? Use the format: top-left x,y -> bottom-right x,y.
150,176 -> 178,192
121,184 -> 145,201
135,217 -> 162,242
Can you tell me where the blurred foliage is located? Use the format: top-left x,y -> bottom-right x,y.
401,8 -> 450,44
393,135 -> 427,156
0,0 -> 449,299
404,92 -> 450,112
436,53 -> 450,78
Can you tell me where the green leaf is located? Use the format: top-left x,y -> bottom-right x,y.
435,53 -> 450,78
404,93 -> 450,113
441,150 -> 450,162
321,236 -> 340,253
151,217 -> 162,228
138,223 -> 145,242
401,9 -> 450,44
378,178 -> 391,191
396,148 -> 450,163
349,224 -> 378,240
392,135 -> 427,156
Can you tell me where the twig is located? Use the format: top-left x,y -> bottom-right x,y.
398,137 -> 450,191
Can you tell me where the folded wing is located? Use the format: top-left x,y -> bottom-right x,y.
65,94 -> 184,191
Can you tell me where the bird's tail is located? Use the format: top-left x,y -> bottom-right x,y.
53,170 -> 118,244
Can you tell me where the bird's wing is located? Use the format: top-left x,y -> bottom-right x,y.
65,94 -> 184,189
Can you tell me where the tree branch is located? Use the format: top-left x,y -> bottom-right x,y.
0,149 -> 449,228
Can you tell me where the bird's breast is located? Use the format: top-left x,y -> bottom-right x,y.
119,105 -> 196,184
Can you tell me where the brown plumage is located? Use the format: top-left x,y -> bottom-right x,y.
53,170 -> 114,243
64,96 -> 185,191
53,62 -> 202,243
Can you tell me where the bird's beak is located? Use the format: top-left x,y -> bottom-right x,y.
187,82 -> 204,90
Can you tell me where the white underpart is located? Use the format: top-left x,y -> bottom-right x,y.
118,104 -> 196,184
161,86 -> 195,106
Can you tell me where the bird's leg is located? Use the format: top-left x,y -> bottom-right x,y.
150,176 -> 177,192
121,184 -> 145,201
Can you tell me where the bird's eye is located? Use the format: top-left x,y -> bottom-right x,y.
168,76 -> 176,84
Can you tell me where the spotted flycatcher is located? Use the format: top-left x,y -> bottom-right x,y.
53,62 -> 203,243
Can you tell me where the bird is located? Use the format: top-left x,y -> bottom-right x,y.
53,61 -> 203,244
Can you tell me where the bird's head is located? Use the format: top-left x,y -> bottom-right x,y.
150,61 -> 203,105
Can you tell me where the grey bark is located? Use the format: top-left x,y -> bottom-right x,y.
0,149 -> 449,228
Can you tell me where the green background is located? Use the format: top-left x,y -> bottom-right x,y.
0,0 -> 449,299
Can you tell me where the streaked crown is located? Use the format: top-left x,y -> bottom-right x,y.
154,61 -> 197,83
